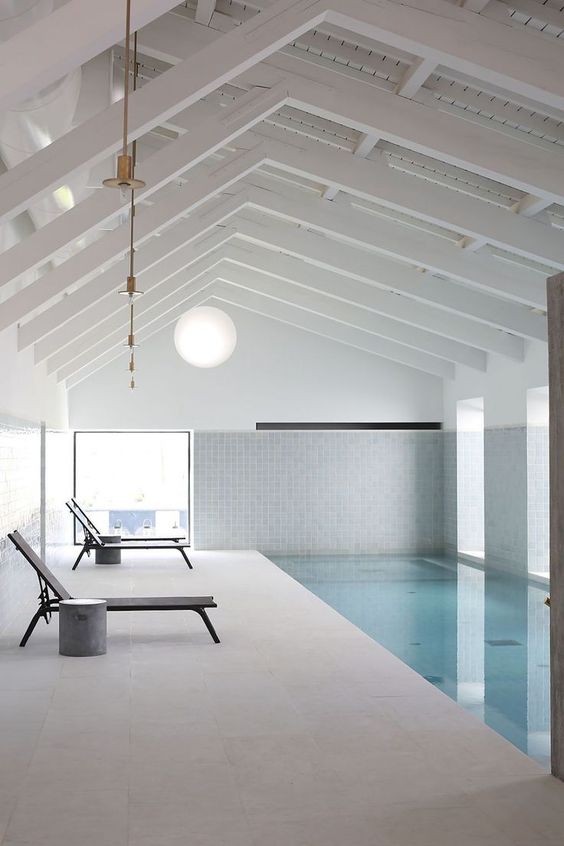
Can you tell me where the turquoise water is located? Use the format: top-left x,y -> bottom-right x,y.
270,554 -> 550,768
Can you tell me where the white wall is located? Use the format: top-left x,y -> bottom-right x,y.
0,326 -> 68,428
68,304 -> 444,430
443,341 -> 548,429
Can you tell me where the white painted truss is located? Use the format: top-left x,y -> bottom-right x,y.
1,0 -> 562,380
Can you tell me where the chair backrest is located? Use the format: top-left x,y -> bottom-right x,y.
8,531 -> 72,600
70,498 -> 100,534
65,500 -> 103,545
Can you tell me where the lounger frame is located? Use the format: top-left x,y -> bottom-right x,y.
66,501 -> 193,570
8,531 -> 219,647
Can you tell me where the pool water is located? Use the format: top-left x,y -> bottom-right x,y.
270,554 -> 550,768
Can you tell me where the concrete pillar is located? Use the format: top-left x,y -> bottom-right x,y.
547,271 -> 564,779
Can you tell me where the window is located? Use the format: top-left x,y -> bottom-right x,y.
74,431 -> 191,541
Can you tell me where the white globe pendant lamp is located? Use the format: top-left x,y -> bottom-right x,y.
174,306 -> 237,368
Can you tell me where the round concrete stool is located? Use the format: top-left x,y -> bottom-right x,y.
59,599 -> 107,656
95,535 -> 121,566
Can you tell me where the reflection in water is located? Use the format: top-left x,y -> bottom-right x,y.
271,554 -> 550,768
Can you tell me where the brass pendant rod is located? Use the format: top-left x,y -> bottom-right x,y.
128,31 -> 139,280
128,196 -> 135,278
122,0 -> 132,159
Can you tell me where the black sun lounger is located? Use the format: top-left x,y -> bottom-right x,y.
8,531 -> 219,647
70,498 -> 186,543
66,500 -> 193,570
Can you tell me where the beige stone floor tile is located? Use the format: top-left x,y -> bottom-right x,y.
1,548 -> 564,846
249,813 -> 395,846
127,801 -> 250,842
129,719 -> 227,764
0,791 -> 18,842
5,788 -> 128,846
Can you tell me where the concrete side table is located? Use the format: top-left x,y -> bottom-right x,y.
59,599 -> 107,656
95,534 -> 122,565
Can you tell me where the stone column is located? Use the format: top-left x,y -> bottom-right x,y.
547,272 -> 564,779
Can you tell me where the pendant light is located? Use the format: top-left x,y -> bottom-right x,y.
174,307 -> 237,368
121,32 -> 143,390
103,0 -> 145,389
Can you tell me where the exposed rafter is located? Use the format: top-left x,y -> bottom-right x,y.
60,277 -> 457,386
4,0 -> 563,389
2,0 -> 564,232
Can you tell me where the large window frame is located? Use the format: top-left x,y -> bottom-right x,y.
73,430 -> 192,546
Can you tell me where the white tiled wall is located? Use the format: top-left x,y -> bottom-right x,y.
0,415 -> 41,636
484,427 -> 528,575
527,425 -> 549,574
194,430 -> 444,554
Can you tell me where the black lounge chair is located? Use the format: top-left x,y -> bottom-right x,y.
8,530 -> 219,647
70,498 -> 186,542
66,500 -> 193,570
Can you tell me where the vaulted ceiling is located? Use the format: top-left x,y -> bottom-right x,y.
2,0 -> 563,385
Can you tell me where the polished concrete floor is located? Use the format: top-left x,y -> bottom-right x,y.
1,547 -> 563,845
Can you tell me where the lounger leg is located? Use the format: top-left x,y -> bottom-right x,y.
194,609 -> 220,644
72,545 -> 87,571
179,548 -> 193,569
19,609 -> 46,647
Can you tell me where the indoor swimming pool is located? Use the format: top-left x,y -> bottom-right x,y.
270,554 -> 550,768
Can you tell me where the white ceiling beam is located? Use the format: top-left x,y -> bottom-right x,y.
331,0 -> 564,111
209,283 -> 454,378
57,277 -> 217,383
395,57 -> 438,98
195,0 -> 216,26
154,0 -> 564,112
24,152 -> 548,362
228,48 -> 564,211
64,288 -> 456,389
213,265 -> 488,368
21,121 -> 549,334
281,60 -> 564,208
6,80 -> 564,302
255,126 -> 564,269
36,208 -> 541,370
226,242 -> 545,341
243,182 -> 545,308
2,0 -> 564,233
223,244 -> 539,349
44,252 -> 487,372
0,0 -> 181,113
0,84 -> 286,293
233,214 -> 544,327
0,148 -> 261,331
36,245 -> 225,366
322,132 -> 380,201
62,279 -> 456,386
512,194 -> 553,218
216,272 -> 485,370
45,265 -> 221,374
29,176 -> 545,362
461,191 -> 552,249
